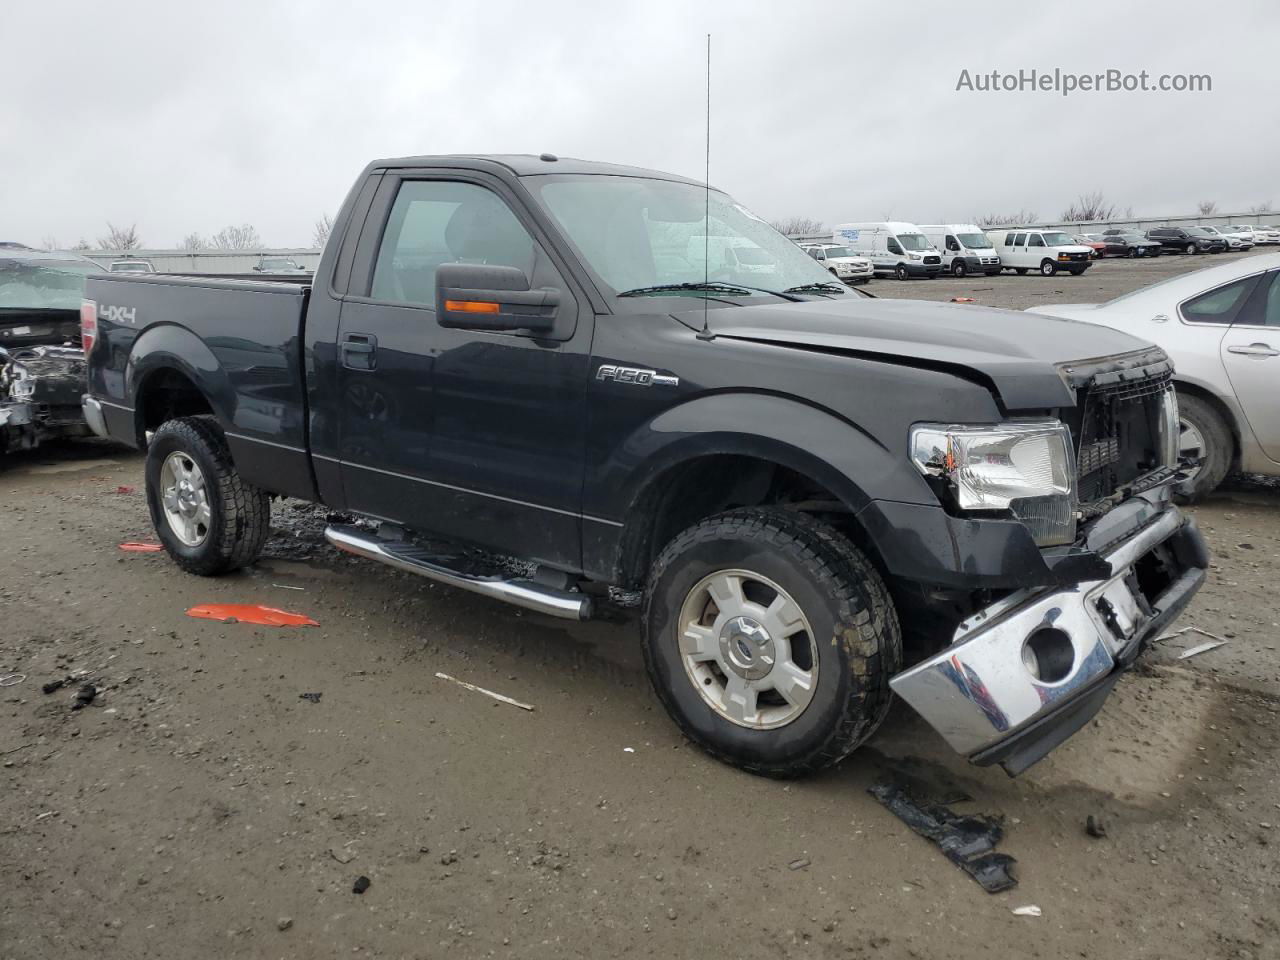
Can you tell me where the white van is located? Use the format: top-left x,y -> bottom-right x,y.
832,222 -> 943,280
986,228 -> 1094,277
686,236 -> 777,277
917,224 -> 1002,278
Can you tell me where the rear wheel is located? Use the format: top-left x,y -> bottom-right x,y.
642,508 -> 900,778
1068,267 -> 1086,276
1015,267 -> 1029,275
1174,393 -> 1232,502
1040,259 -> 1058,276
145,416 -> 270,575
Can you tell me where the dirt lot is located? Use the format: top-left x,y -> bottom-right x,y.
3,251 -> 1279,960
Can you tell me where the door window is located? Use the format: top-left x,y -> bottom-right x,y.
1234,271 -> 1280,327
1180,276 -> 1259,324
886,238 -> 904,255
370,181 -> 538,307
1028,234 -> 1045,247
946,236 -> 960,251
1012,233 -> 1026,246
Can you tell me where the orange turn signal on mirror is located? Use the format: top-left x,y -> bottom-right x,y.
444,300 -> 500,314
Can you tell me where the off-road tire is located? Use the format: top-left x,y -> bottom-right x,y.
145,416 -> 270,575
1175,393 -> 1233,502
642,508 -> 901,778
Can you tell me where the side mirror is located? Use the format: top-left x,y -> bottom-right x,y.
435,263 -> 558,332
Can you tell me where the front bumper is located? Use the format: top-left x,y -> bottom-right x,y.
890,503 -> 1207,775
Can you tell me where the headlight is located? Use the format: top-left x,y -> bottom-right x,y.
910,420 -> 1077,546
908,253 -> 922,260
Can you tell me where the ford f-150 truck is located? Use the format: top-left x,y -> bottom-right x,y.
81,154 -> 1208,778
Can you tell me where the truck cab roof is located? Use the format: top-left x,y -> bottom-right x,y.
367,153 -> 707,185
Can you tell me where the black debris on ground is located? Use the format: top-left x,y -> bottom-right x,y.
1086,815 -> 1109,839
41,678 -> 66,695
869,782 -> 1018,894
352,875 -> 371,895
70,684 -> 97,711
299,692 -> 322,703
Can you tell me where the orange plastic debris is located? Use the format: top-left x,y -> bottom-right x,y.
186,603 -> 318,627
950,297 -> 976,303
116,485 -> 136,494
119,542 -> 163,552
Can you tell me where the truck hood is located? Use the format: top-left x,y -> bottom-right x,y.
681,296 -> 1159,409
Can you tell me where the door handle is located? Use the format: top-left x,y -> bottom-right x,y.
341,333 -> 378,370
1227,343 -> 1280,358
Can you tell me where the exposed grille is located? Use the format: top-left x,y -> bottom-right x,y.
924,256 -> 941,265
1072,368 -> 1172,506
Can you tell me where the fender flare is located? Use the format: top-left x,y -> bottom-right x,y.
127,323 -> 236,440
596,392 -> 938,582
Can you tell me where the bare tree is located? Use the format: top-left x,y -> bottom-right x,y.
72,238 -> 92,251
1248,201 -> 1274,214
974,210 -> 1038,228
313,214 -> 334,248
98,222 -> 142,250
40,235 -> 60,251
768,216 -> 824,237
179,233 -> 208,252
1197,200 -> 1218,216
1060,191 -> 1117,223
210,224 -> 262,250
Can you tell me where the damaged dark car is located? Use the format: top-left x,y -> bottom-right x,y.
0,249 -> 102,454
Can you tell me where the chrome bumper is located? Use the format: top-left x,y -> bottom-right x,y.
81,395 -> 108,438
890,507 -> 1204,768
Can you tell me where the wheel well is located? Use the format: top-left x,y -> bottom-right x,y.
1173,380 -> 1240,467
136,368 -> 214,444
616,454 -> 882,588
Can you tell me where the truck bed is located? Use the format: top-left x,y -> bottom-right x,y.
84,272 -> 315,499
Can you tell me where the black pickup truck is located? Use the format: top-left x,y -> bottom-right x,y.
82,154 -> 1208,778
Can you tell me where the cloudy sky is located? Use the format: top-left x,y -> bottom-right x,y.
3,0 -> 1276,249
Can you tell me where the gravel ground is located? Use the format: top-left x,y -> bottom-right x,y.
3,253 -> 1279,960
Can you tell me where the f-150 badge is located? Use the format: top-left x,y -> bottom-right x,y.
596,364 -> 679,387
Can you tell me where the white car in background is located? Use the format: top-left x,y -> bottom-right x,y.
798,243 -> 874,284
1028,253 -> 1280,499
1252,226 -> 1280,244
1201,226 -> 1252,251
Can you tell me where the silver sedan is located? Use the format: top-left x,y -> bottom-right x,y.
1028,253 -> 1280,499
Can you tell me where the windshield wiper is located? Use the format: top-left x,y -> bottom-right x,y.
782,281 -> 847,296
617,281 -> 806,303
617,281 -> 753,298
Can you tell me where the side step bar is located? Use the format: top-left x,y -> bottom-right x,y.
323,525 -> 593,621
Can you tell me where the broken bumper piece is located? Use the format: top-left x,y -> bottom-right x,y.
890,504 -> 1208,776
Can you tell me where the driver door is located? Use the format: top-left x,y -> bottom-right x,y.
334,173 -> 592,570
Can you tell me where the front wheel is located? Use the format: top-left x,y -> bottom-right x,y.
952,260 -> 967,277
145,416 -> 271,575
895,264 -> 910,281
1174,393 -> 1232,502
1185,243 -> 1197,255
1040,259 -> 1058,276
642,508 -> 901,778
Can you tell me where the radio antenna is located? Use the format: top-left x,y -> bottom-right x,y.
697,32 -> 715,342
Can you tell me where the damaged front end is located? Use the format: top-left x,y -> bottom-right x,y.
892,347 -> 1209,775
0,344 -> 89,454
